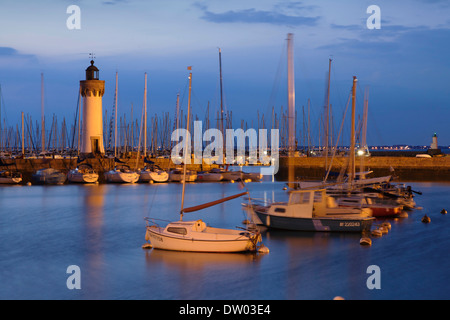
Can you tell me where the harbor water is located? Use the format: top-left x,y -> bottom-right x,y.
1,172 -> 449,300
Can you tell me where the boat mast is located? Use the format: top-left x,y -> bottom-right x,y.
360,86 -> 369,178
180,67 -> 193,220
219,48 -> 225,165
114,72 -> 118,158
143,72 -> 148,157
324,58 -> 332,170
21,111 -> 25,155
349,76 -> 357,186
41,73 -> 45,154
287,33 -> 295,188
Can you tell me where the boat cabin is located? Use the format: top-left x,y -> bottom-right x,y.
164,220 -> 207,237
267,189 -> 329,219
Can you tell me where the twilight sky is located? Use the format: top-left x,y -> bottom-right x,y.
0,0 -> 449,147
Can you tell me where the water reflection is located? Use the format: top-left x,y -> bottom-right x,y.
82,184 -> 106,299
145,249 -> 262,270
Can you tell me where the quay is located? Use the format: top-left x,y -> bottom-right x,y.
2,153 -> 450,184
0,156 -> 220,184
277,155 -> 450,181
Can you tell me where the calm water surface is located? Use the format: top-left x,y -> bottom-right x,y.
1,175 -> 449,300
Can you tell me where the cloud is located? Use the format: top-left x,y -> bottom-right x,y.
196,3 -> 320,27
0,47 -> 19,56
102,0 -> 127,5
0,46 -> 38,67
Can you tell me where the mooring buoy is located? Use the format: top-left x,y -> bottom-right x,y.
441,209 -> 447,215
421,215 -> 431,223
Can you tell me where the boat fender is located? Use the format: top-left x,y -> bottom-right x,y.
257,244 -> 270,254
421,215 -> 431,223
371,229 -> 383,237
360,237 -> 372,246
381,222 -> 391,230
398,212 -> 409,218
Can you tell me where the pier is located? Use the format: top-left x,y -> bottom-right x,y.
277,155 -> 450,181
2,153 -> 450,184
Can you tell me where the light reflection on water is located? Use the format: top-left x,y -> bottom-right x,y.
0,176 -> 449,300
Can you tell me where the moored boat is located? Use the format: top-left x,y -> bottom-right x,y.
143,67 -> 265,254
169,168 -> 197,182
0,170 -> 22,184
67,164 -> 99,184
32,168 -> 67,185
197,171 -> 223,182
252,189 -> 374,233
105,165 -> 139,183
145,218 -> 261,253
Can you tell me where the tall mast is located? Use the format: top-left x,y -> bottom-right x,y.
287,33 -> 295,187
180,67 -> 193,220
324,58 -> 332,170
360,87 -> 369,178
219,48 -> 225,165
143,72 -> 148,157
21,111 -> 25,155
114,72 -> 118,158
41,73 -> 45,153
349,76 -> 358,186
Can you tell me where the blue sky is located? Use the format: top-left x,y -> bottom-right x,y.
0,0 -> 449,147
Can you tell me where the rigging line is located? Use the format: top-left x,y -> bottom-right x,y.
266,41 -> 286,117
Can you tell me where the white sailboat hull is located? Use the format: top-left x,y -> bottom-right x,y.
145,223 -> 258,253
68,171 -> 99,183
197,172 -> 223,182
150,171 -> 169,182
105,171 -> 139,183
169,172 -> 197,182
0,177 -> 22,184
221,171 -> 242,181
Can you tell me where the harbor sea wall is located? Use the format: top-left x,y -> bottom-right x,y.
276,155 -> 450,181
1,157 -> 219,184
2,154 -> 450,183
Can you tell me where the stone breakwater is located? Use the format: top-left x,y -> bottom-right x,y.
277,155 -> 450,181
0,157 -> 219,184
2,154 -> 450,183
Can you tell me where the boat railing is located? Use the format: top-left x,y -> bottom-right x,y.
144,217 -> 172,229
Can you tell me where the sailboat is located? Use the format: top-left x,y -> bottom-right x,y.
105,160 -> 140,183
104,72 -> 139,184
67,163 -> 99,183
0,170 -> 22,184
197,170 -> 224,182
249,36 -> 374,233
32,168 -> 67,185
169,168 -> 197,182
143,67 -> 264,253
139,158 -> 169,182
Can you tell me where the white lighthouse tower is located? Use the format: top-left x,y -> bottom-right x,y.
79,60 -> 105,155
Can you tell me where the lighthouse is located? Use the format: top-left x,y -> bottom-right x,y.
79,60 -> 105,155
428,133 -> 441,155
